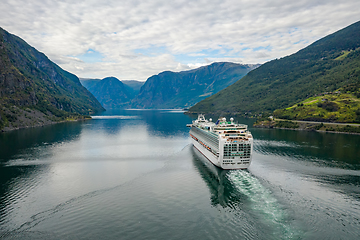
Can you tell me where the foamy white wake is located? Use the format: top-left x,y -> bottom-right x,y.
229,170 -> 302,239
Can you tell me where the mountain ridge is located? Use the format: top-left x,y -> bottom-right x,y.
80,78 -> 144,109
131,62 -> 259,109
80,62 -> 258,110
188,21 -> 360,117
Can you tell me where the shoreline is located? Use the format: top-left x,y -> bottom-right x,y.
253,119 -> 360,135
1,117 -> 91,133
255,125 -> 360,136
1,105 -> 95,133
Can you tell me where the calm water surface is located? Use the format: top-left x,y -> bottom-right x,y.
0,109 -> 360,239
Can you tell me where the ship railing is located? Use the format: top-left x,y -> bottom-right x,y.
214,126 -> 247,131
226,136 -> 248,140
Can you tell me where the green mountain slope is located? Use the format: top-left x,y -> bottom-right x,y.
189,21 -> 360,115
131,62 -> 259,109
273,82 -> 360,123
81,77 -> 135,109
0,27 -> 104,131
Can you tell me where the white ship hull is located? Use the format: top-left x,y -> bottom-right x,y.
192,137 -> 220,168
191,133 -> 252,170
188,115 -> 253,170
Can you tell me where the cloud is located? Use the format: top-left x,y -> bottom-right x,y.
1,0 -> 359,80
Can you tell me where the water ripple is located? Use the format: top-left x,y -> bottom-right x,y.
91,115 -> 139,120
228,170 -> 303,239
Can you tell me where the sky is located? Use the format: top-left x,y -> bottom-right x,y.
1,0 -> 359,81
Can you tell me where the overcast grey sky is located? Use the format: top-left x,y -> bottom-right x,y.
1,0 -> 359,81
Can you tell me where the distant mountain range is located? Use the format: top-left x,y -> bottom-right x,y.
122,80 -> 144,98
0,27 -> 104,131
80,62 -> 258,110
189,21 -> 360,120
80,78 -> 144,109
131,62 -> 259,109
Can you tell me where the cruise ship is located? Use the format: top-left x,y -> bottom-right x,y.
187,114 -> 253,170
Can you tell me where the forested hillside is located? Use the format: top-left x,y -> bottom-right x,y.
0,27 -> 104,131
189,21 -> 360,116
273,81 -> 360,123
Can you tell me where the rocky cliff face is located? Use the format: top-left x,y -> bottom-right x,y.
0,27 -> 104,131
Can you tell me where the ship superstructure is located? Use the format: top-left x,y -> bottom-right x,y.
187,114 -> 253,169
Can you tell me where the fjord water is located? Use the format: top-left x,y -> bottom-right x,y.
0,110 -> 360,239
